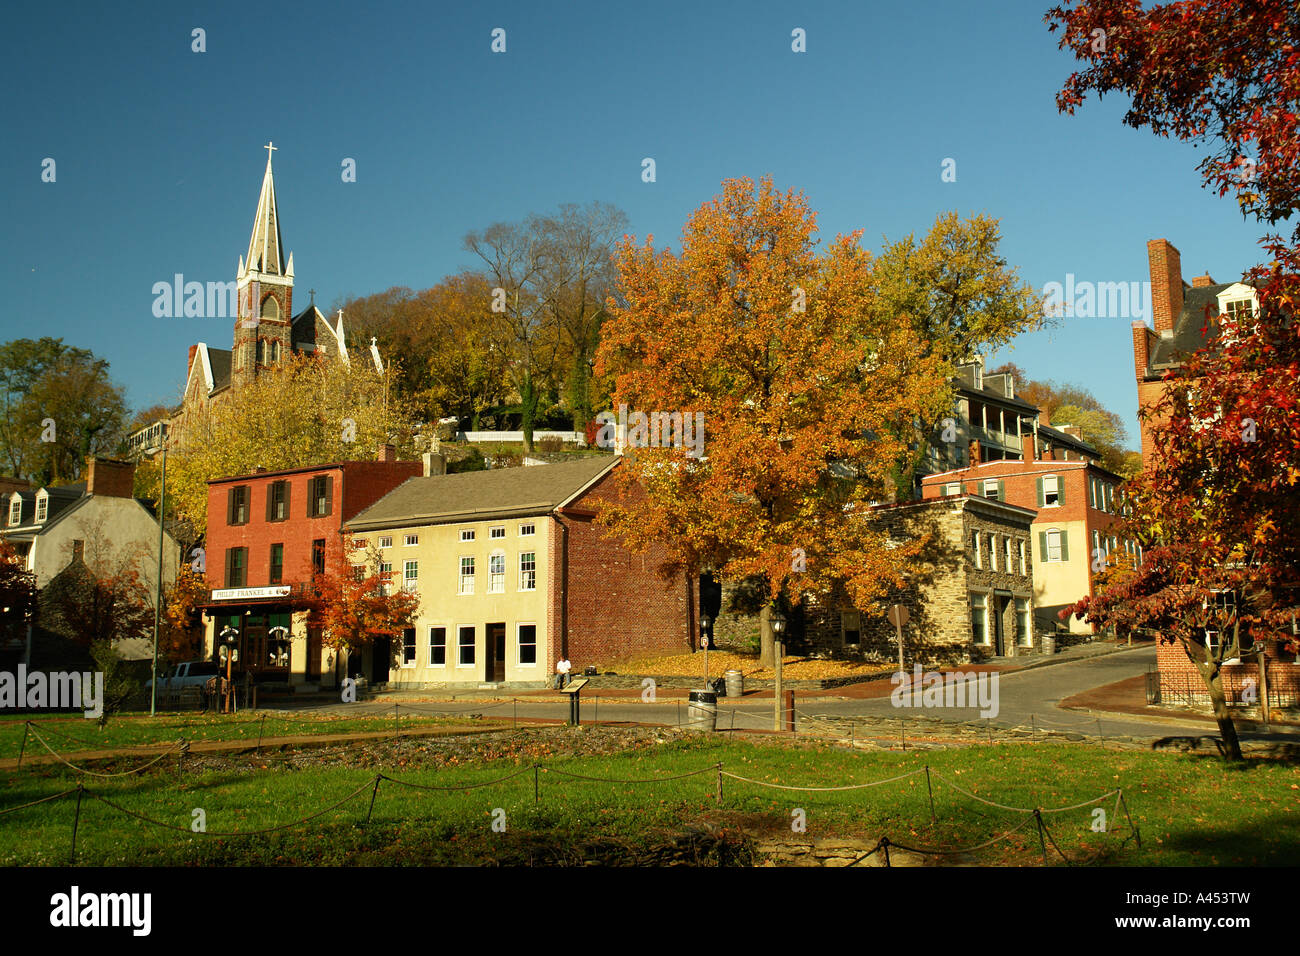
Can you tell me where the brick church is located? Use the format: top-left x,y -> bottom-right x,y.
131,145 -> 382,454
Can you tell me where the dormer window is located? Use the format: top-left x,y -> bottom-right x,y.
8,497 -> 20,526
35,494 -> 48,523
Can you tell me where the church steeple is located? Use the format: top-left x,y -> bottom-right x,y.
233,143 -> 294,388
244,143 -> 286,277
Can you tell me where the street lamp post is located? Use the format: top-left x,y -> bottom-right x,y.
700,611 -> 712,687
148,423 -> 169,718
219,625 -> 239,713
770,606 -> 787,731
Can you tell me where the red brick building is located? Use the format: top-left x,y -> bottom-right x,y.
200,445 -> 420,687
921,428 -> 1130,636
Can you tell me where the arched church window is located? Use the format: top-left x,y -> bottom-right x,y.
271,341 -> 280,363
256,339 -> 265,364
261,295 -> 279,321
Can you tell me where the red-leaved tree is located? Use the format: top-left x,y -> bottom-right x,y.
1050,0 -> 1300,759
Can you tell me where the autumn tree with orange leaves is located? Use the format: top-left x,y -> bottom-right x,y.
595,177 -> 956,665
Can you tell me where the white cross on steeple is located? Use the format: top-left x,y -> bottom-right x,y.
264,141 -> 277,159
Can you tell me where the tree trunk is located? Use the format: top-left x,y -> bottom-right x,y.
520,374 -> 538,454
1195,656 -> 1244,761
759,604 -> 775,667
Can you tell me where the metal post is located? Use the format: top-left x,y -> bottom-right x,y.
534,765 -> 540,804
901,719 -> 906,752
881,838 -> 891,868
17,722 -> 28,769
1033,809 -> 1048,864
925,765 -> 937,824
715,764 -> 722,804
773,639 -> 783,732
1031,714 -> 1037,737
150,438 -> 167,718
366,775 -> 382,823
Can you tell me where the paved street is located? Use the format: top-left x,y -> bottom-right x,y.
278,646 -> 1300,746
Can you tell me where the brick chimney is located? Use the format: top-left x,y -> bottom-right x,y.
1039,407 -> 1051,427
1148,239 -> 1186,335
377,443 -> 397,463
968,440 -> 982,465
1021,431 -> 1037,462
85,458 -> 136,498
1191,273 -> 1215,288
1132,320 -> 1157,380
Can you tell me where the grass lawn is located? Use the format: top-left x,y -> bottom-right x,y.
606,649 -> 895,682
1,726 -> 1297,866
0,710 -> 479,761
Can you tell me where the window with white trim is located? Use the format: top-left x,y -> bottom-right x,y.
404,534 -> 419,546
988,534 -> 998,572
1004,537 -> 1012,572
971,531 -> 981,570
489,552 -> 506,593
401,627 -> 416,665
1018,540 -> 1027,574
490,526 -> 506,539
1042,475 -> 1060,507
34,495 -> 47,522
518,624 -> 537,665
404,560 -> 418,590
8,497 -> 20,525
1045,529 -> 1064,562
519,552 -> 536,591
458,626 -> 475,666
982,479 -> 1000,500
459,556 -> 475,594
971,593 -> 989,645
1015,598 -> 1032,646
378,536 -> 392,549
460,529 -> 475,542
429,626 -> 447,666
519,522 -> 535,536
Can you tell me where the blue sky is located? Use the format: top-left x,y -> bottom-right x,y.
0,0 -> 1268,446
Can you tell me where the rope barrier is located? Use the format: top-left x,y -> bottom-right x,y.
720,768 -> 924,792
0,787 -> 81,817
542,764 -> 720,785
378,767 -> 532,792
885,816 -> 1037,856
84,777 -> 377,836
26,726 -> 185,778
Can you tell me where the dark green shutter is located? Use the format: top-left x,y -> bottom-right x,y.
266,484 -> 274,522
1038,530 -> 1048,560
1057,483 -> 1065,507
1059,530 -> 1069,561
283,481 -> 291,521
227,488 -> 235,525
324,476 -> 334,517
1036,477 -> 1044,507
997,479 -> 1006,501
224,548 -> 233,587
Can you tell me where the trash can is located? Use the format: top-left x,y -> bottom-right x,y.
724,669 -> 744,698
1042,635 -> 1056,656
687,689 -> 718,731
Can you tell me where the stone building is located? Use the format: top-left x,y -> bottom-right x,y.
712,495 -> 1038,667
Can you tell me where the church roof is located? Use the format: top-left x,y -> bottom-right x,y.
244,147 -> 287,277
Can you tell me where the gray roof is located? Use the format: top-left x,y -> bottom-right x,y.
347,457 -> 617,531
207,347 -> 232,391
1148,281 -> 1250,372
1038,423 -> 1098,457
